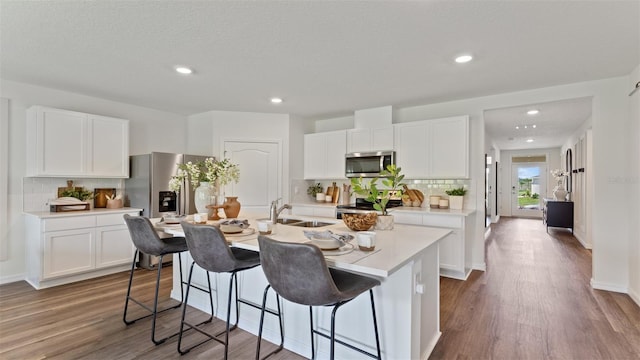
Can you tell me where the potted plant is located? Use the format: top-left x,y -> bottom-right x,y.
445,187 -> 467,210
307,183 -> 324,202
351,164 -> 404,230
169,158 -> 240,214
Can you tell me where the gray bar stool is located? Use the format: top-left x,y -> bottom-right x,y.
256,235 -> 382,360
178,222 -> 284,359
122,214 -> 213,345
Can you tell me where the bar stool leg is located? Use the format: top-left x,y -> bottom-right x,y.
370,289 -> 382,360
255,285 -> 284,360
123,250 -> 139,325
309,306 -> 315,360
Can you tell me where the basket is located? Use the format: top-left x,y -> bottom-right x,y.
342,212 -> 378,231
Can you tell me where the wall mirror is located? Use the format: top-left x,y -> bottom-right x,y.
565,148 -> 573,193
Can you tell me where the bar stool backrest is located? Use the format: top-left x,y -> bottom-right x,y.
123,214 -> 171,256
180,222 -> 241,273
258,235 -> 342,306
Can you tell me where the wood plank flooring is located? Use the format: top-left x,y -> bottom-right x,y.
0,266 -> 302,359
1,217 -> 638,359
431,217 -> 640,359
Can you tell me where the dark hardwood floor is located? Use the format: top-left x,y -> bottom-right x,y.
431,217 -> 640,359
1,217 -> 639,359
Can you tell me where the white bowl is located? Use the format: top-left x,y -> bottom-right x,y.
310,236 -> 342,250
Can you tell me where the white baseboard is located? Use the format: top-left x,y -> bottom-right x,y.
0,273 -> 25,285
472,262 -> 486,272
629,287 -> 640,308
573,232 -> 592,249
590,279 -> 628,294
484,226 -> 491,239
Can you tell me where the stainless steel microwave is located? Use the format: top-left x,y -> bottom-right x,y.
345,151 -> 395,178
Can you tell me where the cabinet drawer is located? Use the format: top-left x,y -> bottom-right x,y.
422,214 -> 462,229
43,216 -> 96,232
96,212 -> 137,227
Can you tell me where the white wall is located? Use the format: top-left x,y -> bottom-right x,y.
0,79 -> 188,282
186,110 -> 293,205
627,64 -> 640,305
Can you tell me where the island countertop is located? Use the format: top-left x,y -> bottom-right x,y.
159,213 -> 451,278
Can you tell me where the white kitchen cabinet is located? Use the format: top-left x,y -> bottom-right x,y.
25,209 -> 140,289
291,204 -> 336,218
26,106 -> 129,178
393,210 -> 473,280
393,115 -> 469,179
304,130 -> 346,180
346,127 -> 394,153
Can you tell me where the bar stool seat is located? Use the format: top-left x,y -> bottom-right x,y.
122,214 -> 213,345
178,222 -> 283,360
256,235 -> 382,360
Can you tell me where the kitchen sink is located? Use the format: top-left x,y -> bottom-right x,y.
288,220 -> 333,228
276,218 -> 304,225
276,218 -> 333,228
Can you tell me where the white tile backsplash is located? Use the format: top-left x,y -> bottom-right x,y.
23,177 -> 125,212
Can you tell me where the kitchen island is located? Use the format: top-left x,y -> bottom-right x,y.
160,213 -> 450,359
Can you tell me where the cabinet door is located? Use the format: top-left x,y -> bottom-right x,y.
347,129 -> 371,153
95,225 -> 135,268
43,229 -> 95,279
89,115 -> 129,178
325,131 -> 346,179
29,107 -> 88,176
394,122 -> 429,178
304,133 -> 326,179
371,127 -> 394,150
429,116 -> 469,179
439,229 -> 463,272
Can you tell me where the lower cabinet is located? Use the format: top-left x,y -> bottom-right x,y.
394,211 -> 472,280
25,209 -> 140,289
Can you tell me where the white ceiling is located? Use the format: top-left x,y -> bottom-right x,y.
1,1 -> 638,148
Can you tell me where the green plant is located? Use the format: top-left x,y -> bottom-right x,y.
60,188 -> 94,201
351,164 -> 404,215
307,183 -> 323,197
445,187 -> 467,196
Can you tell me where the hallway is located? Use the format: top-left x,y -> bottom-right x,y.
431,217 -> 640,359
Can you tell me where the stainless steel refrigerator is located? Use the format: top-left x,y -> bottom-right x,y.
125,152 -> 211,268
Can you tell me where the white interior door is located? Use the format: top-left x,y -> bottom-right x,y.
223,140 -> 280,212
511,163 -> 546,218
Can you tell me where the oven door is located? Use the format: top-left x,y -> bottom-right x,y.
345,151 -> 395,178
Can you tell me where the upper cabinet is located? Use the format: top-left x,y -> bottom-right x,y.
304,130 -> 347,180
394,115 -> 469,179
26,106 -> 129,178
346,127 -> 394,153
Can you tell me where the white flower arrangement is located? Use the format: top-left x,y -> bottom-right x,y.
169,158 -> 239,192
550,168 -> 569,185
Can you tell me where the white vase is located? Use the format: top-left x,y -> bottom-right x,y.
194,182 -> 216,214
449,196 -> 464,210
553,185 -> 567,201
375,214 -> 394,230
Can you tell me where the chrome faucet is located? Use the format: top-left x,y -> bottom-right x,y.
269,198 -> 292,222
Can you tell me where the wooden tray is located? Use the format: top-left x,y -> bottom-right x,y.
50,203 -> 90,212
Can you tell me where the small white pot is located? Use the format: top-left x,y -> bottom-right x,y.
375,214 -> 394,230
449,196 -> 464,210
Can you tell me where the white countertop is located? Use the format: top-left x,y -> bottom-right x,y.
24,207 -> 142,218
158,212 -> 451,278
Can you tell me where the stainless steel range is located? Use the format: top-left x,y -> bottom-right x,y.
335,198 -> 403,219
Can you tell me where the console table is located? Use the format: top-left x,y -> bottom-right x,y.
543,199 -> 574,233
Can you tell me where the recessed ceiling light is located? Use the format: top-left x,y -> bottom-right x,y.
527,109 -> 539,115
526,138 -> 534,143
515,126 -> 520,129
270,97 -> 283,104
175,66 -> 193,75
532,124 -> 537,128
524,125 -> 528,129
454,54 -> 473,63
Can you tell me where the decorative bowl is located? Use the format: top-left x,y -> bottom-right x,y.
163,213 -> 186,224
342,212 -> 378,231
219,219 -> 249,233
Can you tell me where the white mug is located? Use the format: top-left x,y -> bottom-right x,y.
193,213 -> 208,224
257,220 -> 274,235
356,231 -> 376,251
